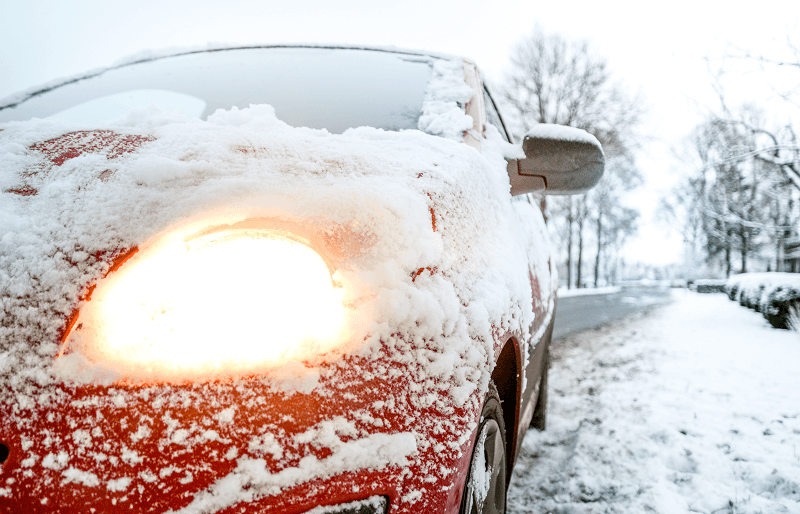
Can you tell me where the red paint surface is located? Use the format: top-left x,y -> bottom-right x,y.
0,353 -> 477,514
6,130 -> 155,197
4,186 -> 38,196
30,131 -> 156,167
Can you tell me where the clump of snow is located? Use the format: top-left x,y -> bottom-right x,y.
169,432 -> 417,514
248,433 -> 283,460
41,452 -> 70,470
509,291 -> 800,514
467,423 -> 491,510
417,59 -> 475,140
106,477 -> 131,492
61,467 -> 100,487
400,490 -> 423,504
302,495 -> 387,514
524,123 -> 601,147
0,351 -> 12,375
215,408 -> 236,424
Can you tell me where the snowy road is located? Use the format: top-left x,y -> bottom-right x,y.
508,290 -> 800,514
553,285 -> 673,340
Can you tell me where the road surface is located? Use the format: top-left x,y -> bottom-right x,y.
552,285 -> 673,340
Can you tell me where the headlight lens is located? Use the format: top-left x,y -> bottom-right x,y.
65,224 -> 350,381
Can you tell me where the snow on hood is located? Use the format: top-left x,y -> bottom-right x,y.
0,65 -> 535,409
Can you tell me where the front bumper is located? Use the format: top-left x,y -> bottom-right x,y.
0,346 -> 480,514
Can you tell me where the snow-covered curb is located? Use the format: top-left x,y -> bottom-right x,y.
557,286 -> 621,298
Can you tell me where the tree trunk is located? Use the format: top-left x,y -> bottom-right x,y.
740,230 -> 748,273
775,200 -> 783,273
566,199 -> 574,289
594,213 -> 603,287
725,228 -> 732,278
577,216 -> 584,288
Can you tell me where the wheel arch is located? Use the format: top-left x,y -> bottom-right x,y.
490,336 -> 521,481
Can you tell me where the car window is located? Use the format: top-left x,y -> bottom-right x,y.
483,87 -> 511,143
0,48 -> 434,134
47,89 -> 208,124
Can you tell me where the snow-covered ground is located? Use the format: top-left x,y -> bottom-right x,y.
509,290 -> 800,514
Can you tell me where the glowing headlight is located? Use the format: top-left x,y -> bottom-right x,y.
65,224 -> 350,381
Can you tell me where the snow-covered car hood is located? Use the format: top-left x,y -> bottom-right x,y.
1,101 -> 539,393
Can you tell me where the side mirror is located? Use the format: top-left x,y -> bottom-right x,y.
507,124 -> 605,196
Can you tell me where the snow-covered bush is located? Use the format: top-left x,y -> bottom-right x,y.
725,273 -> 800,328
788,304 -> 800,332
764,283 -> 800,329
726,281 -> 741,301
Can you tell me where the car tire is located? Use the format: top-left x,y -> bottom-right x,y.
530,347 -> 549,431
460,382 -> 507,514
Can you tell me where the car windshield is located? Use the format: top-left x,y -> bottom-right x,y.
0,47 -> 435,133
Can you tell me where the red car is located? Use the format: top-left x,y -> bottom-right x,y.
0,46 -> 603,514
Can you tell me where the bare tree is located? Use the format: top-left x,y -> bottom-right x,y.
575,196 -> 589,288
501,26 -> 644,158
501,27 -> 645,287
664,108 -> 797,276
711,35 -> 800,190
664,34 -> 800,275
589,156 -> 641,286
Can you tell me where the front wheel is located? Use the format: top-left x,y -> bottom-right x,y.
460,382 -> 507,514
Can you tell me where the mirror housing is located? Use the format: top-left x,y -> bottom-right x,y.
507,124 -> 605,196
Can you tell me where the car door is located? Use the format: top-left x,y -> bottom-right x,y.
483,85 -> 555,441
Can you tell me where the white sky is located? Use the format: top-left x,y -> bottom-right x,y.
2,0 -> 799,266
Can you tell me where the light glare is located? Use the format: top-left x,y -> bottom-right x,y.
67,232 -> 349,380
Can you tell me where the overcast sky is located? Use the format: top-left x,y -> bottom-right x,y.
2,0 -> 799,267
